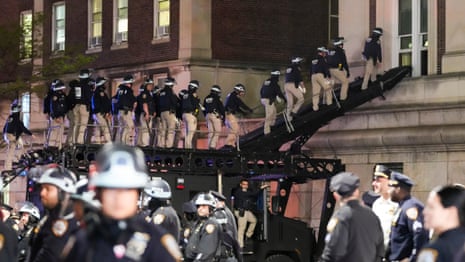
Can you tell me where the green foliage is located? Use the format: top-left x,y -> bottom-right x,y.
0,79 -> 30,100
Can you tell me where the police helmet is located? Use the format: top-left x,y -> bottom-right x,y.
291,57 -> 304,64
71,178 -> 101,209
270,69 -> 281,76
188,80 -> 200,91
333,37 -> 345,46
372,27 -> 383,36
164,77 -> 176,87
92,143 -> 149,189
234,83 -> 246,93
211,85 -> 221,94
11,100 -> 21,113
37,165 -> 77,194
144,178 -> 172,200
121,75 -> 134,84
145,78 -> 154,85
95,77 -> 107,88
194,192 -> 217,208
52,79 -> 66,91
317,46 -> 329,53
179,89 -> 188,98
19,202 -> 40,220
79,69 -> 91,79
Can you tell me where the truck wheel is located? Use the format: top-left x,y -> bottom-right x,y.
265,254 -> 294,262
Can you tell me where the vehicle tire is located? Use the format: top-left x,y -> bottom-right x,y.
265,254 -> 294,262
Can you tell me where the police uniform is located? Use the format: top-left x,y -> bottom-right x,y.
3,103 -> 33,170
260,70 -> 286,135
151,206 -> 181,243
116,79 -> 137,145
417,227 -> 465,262
65,80 -> 77,144
158,78 -> 178,148
203,86 -> 225,149
0,220 -> 18,261
362,28 -> 383,90
49,84 -> 68,148
69,70 -> 93,144
232,186 -> 261,248
64,214 -> 181,262
181,81 -> 201,149
91,77 -> 112,143
224,85 -> 252,149
284,57 -> 305,120
320,172 -> 384,262
185,216 -> 221,262
388,172 -> 429,262
136,82 -> 156,147
311,47 -> 332,111
327,37 -> 350,100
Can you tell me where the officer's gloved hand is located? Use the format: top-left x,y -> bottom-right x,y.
298,85 -> 306,94
276,96 -> 282,104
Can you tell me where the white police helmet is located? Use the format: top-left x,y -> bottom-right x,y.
121,75 -> 134,84
194,193 -> 217,208
317,46 -> 329,53
270,69 -> 281,76
144,178 -> 172,200
92,143 -> 149,189
234,83 -> 246,93
211,85 -> 221,94
37,165 -> 77,194
291,57 -> 304,64
11,100 -> 21,113
372,27 -> 383,36
52,79 -> 66,91
79,69 -> 91,79
19,202 -> 41,220
188,80 -> 200,91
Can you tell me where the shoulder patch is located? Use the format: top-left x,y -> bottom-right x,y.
100,91 -> 105,97
326,218 -> 338,233
0,234 -> 4,250
53,96 -> 58,101
417,248 -> 438,262
205,223 -> 216,234
142,94 -> 147,99
153,214 -> 166,225
13,224 -> 19,232
312,59 -> 318,64
406,207 -> 419,220
366,37 -> 372,42
52,219 -> 69,237
286,67 -> 292,73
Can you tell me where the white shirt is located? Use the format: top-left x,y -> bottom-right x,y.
372,196 -> 399,248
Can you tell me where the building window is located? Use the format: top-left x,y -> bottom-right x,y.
114,0 -> 128,44
89,0 -> 103,49
21,92 -> 31,129
328,0 -> 339,41
154,0 -> 170,39
52,2 -> 66,52
398,0 -> 428,76
20,11 -> 33,60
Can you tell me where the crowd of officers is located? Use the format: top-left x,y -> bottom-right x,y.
320,166 -> 465,262
0,143 -> 267,261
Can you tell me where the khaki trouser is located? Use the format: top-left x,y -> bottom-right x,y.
225,113 -> 239,147
311,73 -> 332,111
94,113 -> 112,143
66,110 -> 74,144
160,111 -> 177,148
261,98 -> 276,135
48,117 -> 64,149
4,134 -> 25,170
182,113 -> 197,149
73,104 -> 89,144
234,210 -> 257,248
329,68 -> 349,100
118,110 -> 134,145
206,113 -> 222,149
362,58 -> 377,90
137,114 -> 153,147
155,117 -> 164,148
284,82 -> 304,115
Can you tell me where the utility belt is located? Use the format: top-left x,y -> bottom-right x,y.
207,111 -> 222,119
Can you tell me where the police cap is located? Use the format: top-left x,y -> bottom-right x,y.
330,172 -> 360,197
373,164 -> 391,179
1,203 -> 13,212
389,171 -> 414,188
121,75 -> 134,84
372,27 -> 383,36
209,190 -> 227,201
164,77 -> 176,86
79,69 -> 91,79
333,37 -> 345,46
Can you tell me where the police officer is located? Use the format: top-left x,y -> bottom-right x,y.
0,190 -> 18,261
224,84 -> 253,150
418,185 -> 465,262
203,85 -> 225,150
91,77 -> 112,143
17,202 -> 40,261
327,37 -> 350,101
28,165 -> 79,262
69,69 -> 93,144
144,178 -> 181,242
181,80 -> 202,149
260,69 -> 286,135
185,193 -> 221,262
387,171 -> 429,262
311,47 -> 332,112
137,78 -> 157,147
65,79 -> 77,145
180,201 -> 198,254
3,100 -> 33,170
48,79 -> 68,148
362,27 -> 383,90
371,165 -> 398,251
158,77 -> 179,148
62,143 -> 182,261
320,172 -> 384,262
70,178 -> 100,225
116,75 -> 137,145
284,57 -> 306,121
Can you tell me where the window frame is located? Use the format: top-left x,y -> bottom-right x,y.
113,0 -> 129,46
19,10 -> 33,61
153,0 -> 170,41
52,2 -> 66,53
88,0 -> 103,51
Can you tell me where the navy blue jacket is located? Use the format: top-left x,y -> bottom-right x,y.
284,64 -> 303,88
363,36 -> 382,64
311,55 -> 331,78
327,46 -> 350,75
260,76 -> 286,104
224,91 -> 252,115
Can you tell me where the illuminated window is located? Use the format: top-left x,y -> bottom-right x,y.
154,0 -> 170,39
89,0 -> 103,48
114,0 -> 128,44
21,92 -> 31,129
52,2 -> 66,52
329,0 -> 339,41
20,11 -> 33,60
